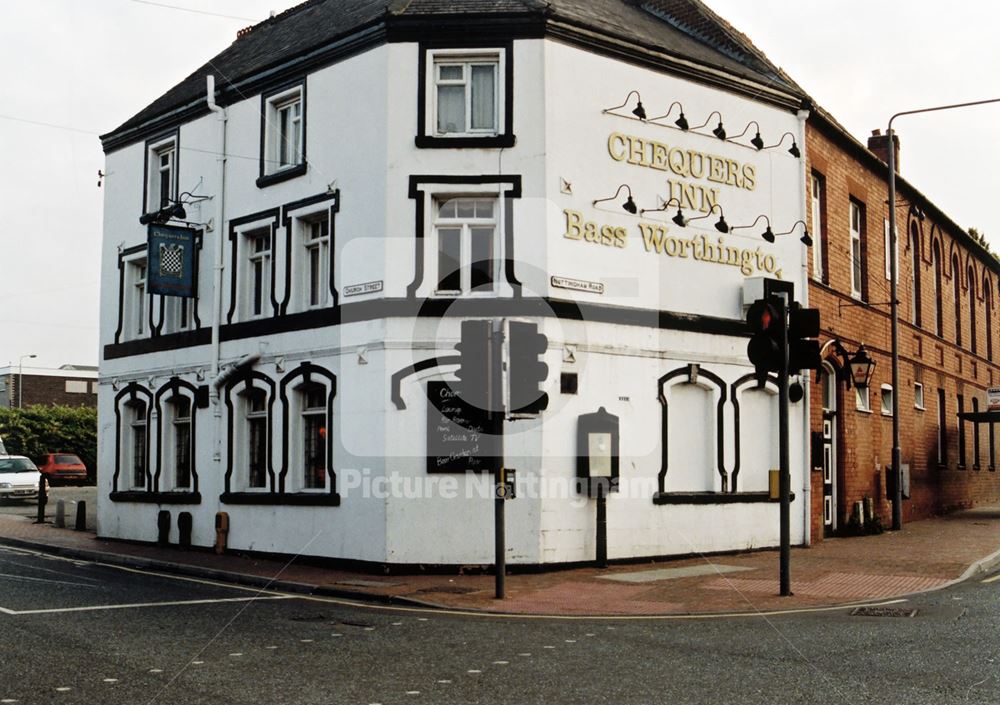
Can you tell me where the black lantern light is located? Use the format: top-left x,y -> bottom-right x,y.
848,345 -> 876,389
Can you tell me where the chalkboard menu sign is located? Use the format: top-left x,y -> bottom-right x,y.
426,381 -> 501,474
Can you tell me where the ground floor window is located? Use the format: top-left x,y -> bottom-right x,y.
301,385 -> 327,490
246,390 -> 269,489
128,401 -> 147,489
171,396 -> 193,489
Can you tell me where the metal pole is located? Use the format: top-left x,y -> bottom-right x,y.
596,481 -> 608,569
883,97 -> 1000,530
491,321 -> 506,600
887,127 -> 903,532
778,293 -> 791,596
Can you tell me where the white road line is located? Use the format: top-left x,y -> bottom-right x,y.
437,680 -> 452,684
3,595 -> 292,616
983,574 -> 1000,584
0,560 -> 101,583
0,572 -> 96,588
102,679 -> 118,683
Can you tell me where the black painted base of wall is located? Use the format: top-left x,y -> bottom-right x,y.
653,491 -> 796,505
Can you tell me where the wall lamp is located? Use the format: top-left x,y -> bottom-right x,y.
640,197 -> 687,226
765,132 -> 801,158
603,91 -> 646,121
777,220 -> 812,246
728,120 -> 765,150
827,340 -> 876,389
593,184 -> 638,214
648,101 -> 689,130
692,111 -> 726,140
731,214 -> 773,241
687,204 -> 730,233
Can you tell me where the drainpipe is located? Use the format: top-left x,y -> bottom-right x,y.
796,105 -> 812,547
207,75 -> 227,462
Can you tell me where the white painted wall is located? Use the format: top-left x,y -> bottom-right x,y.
99,36 -> 808,566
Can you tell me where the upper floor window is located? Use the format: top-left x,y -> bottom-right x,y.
850,200 -> 865,300
127,258 -> 147,339
985,279 -> 994,361
258,84 -> 306,186
810,173 -> 826,282
932,242 -> 943,336
953,256 -> 963,346
435,55 -> 498,136
304,218 -> 330,309
246,229 -> 272,319
909,225 -> 921,327
417,46 -> 513,149
146,134 -> 177,212
435,197 -> 497,295
968,266 -> 978,355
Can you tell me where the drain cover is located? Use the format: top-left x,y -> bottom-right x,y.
850,606 -> 918,618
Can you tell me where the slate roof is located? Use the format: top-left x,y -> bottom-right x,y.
102,0 -> 804,146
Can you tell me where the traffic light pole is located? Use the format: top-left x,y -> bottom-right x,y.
491,320 -> 506,600
777,293 -> 792,597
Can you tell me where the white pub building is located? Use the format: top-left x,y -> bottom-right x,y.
99,0 -> 812,567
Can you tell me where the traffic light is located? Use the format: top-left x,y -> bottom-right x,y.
746,297 -> 785,385
507,321 -> 549,415
788,304 -> 822,372
455,320 -> 492,412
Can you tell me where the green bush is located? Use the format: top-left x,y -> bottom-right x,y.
0,406 -> 98,483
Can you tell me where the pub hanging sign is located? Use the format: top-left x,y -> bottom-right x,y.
147,224 -> 197,298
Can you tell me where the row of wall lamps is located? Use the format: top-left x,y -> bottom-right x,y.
597,188 -> 811,245
603,91 -> 801,157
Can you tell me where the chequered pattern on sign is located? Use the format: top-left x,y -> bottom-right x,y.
159,243 -> 184,279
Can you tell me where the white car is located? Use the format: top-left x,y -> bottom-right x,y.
0,456 -> 46,501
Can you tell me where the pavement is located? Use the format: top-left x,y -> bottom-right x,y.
0,506 -> 998,617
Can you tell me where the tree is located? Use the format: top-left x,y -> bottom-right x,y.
0,406 -> 98,483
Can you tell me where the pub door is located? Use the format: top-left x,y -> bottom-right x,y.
821,364 -> 839,536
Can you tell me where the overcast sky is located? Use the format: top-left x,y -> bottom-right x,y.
1,0 -> 997,370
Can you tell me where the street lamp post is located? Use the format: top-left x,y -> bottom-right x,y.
887,97 -> 1000,531
17,354 -> 36,409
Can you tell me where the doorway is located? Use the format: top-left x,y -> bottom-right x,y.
821,364 -> 839,536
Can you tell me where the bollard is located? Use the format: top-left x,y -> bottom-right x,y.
157,510 -> 171,546
214,512 -> 229,555
54,500 -> 66,528
34,476 -> 47,524
75,501 -> 87,531
178,512 -> 192,548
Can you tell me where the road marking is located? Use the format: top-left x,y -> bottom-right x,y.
467,670 -> 481,674
229,653 -> 243,658
0,572 -> 96,588
565,639 -> 576,643
982,574 -> 1000,584
1,595 -> 292,616
405,691 -> 420,696
54,688 -> 71,692
266,646 -> 278,650
2,699 -> 19,703
0,559 -> 101,583
149,669 -> 163,674
518,653 -> 531,657
437,680 -> 452,684
493,660 -> 509,665
192,661 -> 204,665
103,679 -> 118,683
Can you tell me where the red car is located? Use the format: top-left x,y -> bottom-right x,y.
35,453 -> 88,485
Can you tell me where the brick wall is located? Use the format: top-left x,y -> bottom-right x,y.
806,120 -> 1000,539
6,374 -> 97,409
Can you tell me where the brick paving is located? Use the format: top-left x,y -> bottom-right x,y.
0,506 -> 998,616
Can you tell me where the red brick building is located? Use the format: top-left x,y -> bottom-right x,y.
806,109 -> 1000,539
0,365 -> 98,409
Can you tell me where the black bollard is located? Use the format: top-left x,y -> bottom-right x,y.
177,512 -> 192,548
34,475 -> 47,524
75,501 -> 87,531
156,510 -> 171,546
